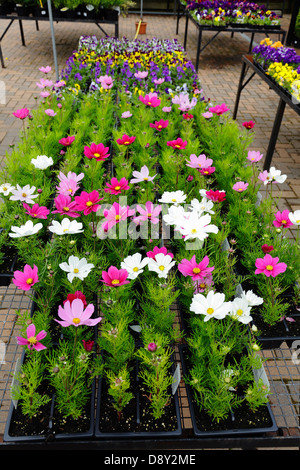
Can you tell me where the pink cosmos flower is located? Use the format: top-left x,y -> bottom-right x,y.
262,244 -> 274,254
146,246 -> 174,260
130,165 -> 157,184
167,137 -> 187,150
206,189 -> 226,202
247,150 -> 263,162
133,201 -> 162,225
56,178 -> 80,197
178,255 -> 214,281
186,153 -> 213,169
139,92 -> 161,107
13,108 -> 30,120
39,66 -> 51,73
55,299 -> 101,328
23,202 -> 49,219
162,106 -> 172,112
172,93 -> 197,112
199,167 -> 215,176
52,194 -> 80,218
59,136 -> 75,146
116,134 -> 136,146
255,254 -> 287,278
273,210 -> 293,229
147,342 -> 157,352
13,264 -> 39,291
64,291 -> 87,308
202,112 -> 213,119
40,91 -> 50,98
102,202 -> 135,231
242,120 -> 255,129
16,323 -> 47,351
84,142 -> 110,161
154,78 -> 165,85
149,119 -> 169,131
121,111 -> 132,118
45,109 -> 56,117
194,274 -> 214,293
36,78 -> 53,89
104,177 -> 130,195
97,75 -> 114,89
101,266 -> 130,287
74,190 -> 102,215
209,103 -> 230,115
58,170 -> 84,184
232,181 -> 249,192
134,71 -> 148,79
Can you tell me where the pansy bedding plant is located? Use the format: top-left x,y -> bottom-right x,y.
1,36 -> 299,433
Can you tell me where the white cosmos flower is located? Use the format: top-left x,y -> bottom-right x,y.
190,290 -> 231,322
9,184 -> 39,204
289,210 -> 300,226
147,252 -> 176,278
48,218 -> 84,235
9,220 -> 43,238
59,255 -> 94,283
158,190 -> 187,205
229,297 -> 253,324
189,197 -> 215,215
163,204 -> 186,229
264,166 -> 287,185
31,155 -> 54,170
178,212 -> 218,241
0,183 -> 15,196
120,253 -> 149,279
241,289 -> 263,307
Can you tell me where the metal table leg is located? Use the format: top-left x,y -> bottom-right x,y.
263,97 -> 286,171
184,12 -> 189,49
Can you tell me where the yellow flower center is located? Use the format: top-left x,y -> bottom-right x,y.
111,279 -> 120,285
144,177 -> 148,181
191,229 -> 197,234
281,220 -> 287,224
147,213 -> 152,217
266,265 -> 273,271
171,198 -> 177,202
296,220 -> 300,224
63,206 -> 70,211
193,268 -> 201,274
237,309 -> 243,316
28,336 -> 37,345
115,186 -> 121,190
207,308 -> 214,315
74,268 -> 79,273
94,153 -> 100,158
22,193 -> 27,197
115,215 -> 120,221
86,201 -> 93,207
133,267 -> 139,272
159,265 -> 165,271
73,318 -> 81,324
26,278 -> 33,284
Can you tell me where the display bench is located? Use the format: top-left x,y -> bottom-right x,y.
0,283 -> 299,450
233,54 -> 300,171
176,2 -> 286,72
0,10 -> 119,68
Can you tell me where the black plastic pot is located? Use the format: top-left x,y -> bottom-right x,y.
32,6 -> 48,17
0,246 -> 20,286
15,5 -> 31,16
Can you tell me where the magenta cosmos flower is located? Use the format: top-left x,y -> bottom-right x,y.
146,246 -> 174,260
232,181 -> 249,192
186,153 -> 213,169
147,342 -> 157,352
52,194 -> 80,218
16,323 -> 47,351
64,291 -> 87,308
139,92 -> 161,107
84,143 -> 110,161
59,135 -> 75,146
74,190 -> 103,215
55,298 -> 101,328
261,244 -> 274,254
206,189 -> 226,202
104,177 -> 130,195
13,264 -> 39,291
167,138 -> 187,150
273,210 -> 293,229
242,120 -> 255,129
209,103 -> 230,115
149,119 -> 169,131
133,201 -> 162,225
199,167 -> 215,176
13,108 -> 30,120
116,134 -> 136,146
23,202 -> 49,219
255,254 -> 287,278
101,266 -> 130,287
178,255 -> 214,281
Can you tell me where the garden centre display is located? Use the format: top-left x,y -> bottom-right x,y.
1,37 -> 299,441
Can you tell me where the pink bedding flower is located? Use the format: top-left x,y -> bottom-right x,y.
202,111 -> 213,119
232,181 -> 249,192
149,119 -> 169,131
16,323 -> 47,351
97,74 -> 114,89
45,109 -> 56,117
172,93 -> 197,111
116,134 -> 136,146
39,65 -> 51,74
261,244 -> 274,254
178,255 -> 214,281
206,189 -> 226,202
55,299 -> 101,328
101,266 -> 130,287
209,103 -> 230,115
183,113 -> 193,120
134,71 -> 148,79
255,254 -> 287,278
186,153 -> 213,169
139,92 -> 161,107
104,177 -> 130,195
199,167 -> 215,176
273,210 -> 293,229
242,120 -> 255,129
63,291 -> 87,308
52,194 -> 80,218
247,150 -> 263,162
13,108 -> 29,120
167,137 -> 187,150
59,135 -> 75,146
56,178 -> 80,197
84,143 -> 110,161
146,246 -> 174,260
133,201 -> 162,225
130,165 -> 157,184
13,264 -> 39,291
23,202 -> 49,219
36,78 -> 53,88
102,202 -> 135,231
74,190 -> 102,215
